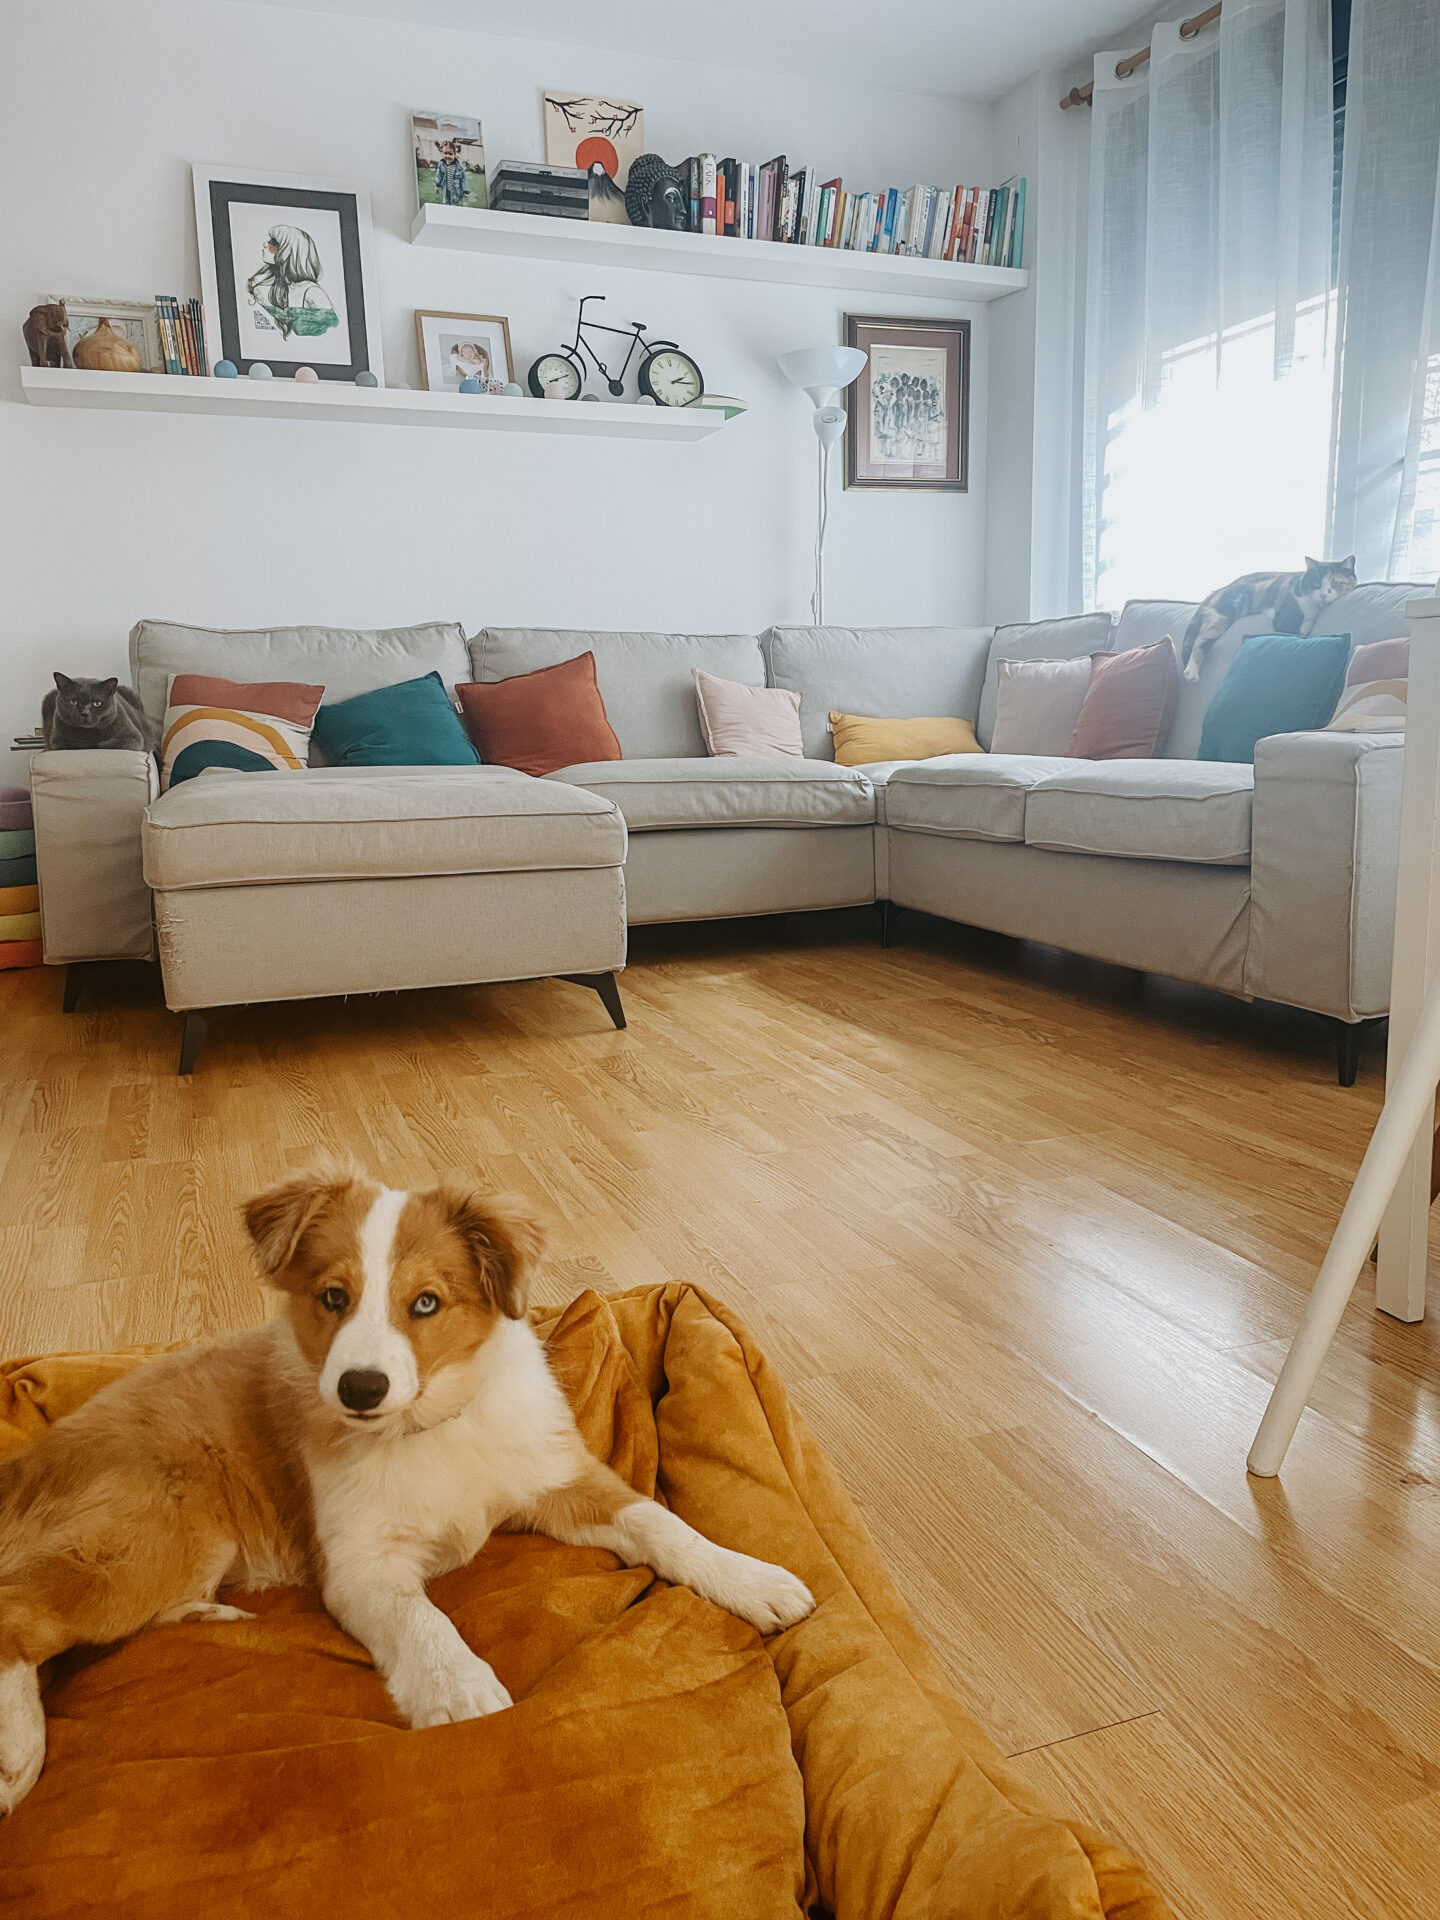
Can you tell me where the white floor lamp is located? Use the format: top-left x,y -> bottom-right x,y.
778,345 -> 867,624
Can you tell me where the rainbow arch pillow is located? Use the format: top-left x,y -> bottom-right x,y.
161,674 -> 325,789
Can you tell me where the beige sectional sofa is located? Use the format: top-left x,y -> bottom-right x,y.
27,587 -> 1417,1079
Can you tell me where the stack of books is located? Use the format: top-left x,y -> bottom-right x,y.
490,161 -> 588,220
155,295 -> 209,375
681,157 -> 1025,268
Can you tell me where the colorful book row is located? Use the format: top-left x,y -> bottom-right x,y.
156,295 -> 209,376
682,156 -> 1025,268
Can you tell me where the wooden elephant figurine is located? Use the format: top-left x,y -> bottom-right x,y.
24,302 -> 73,369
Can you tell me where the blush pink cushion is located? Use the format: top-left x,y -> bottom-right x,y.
1345,636 -> 1408,684
1067,638 -> 1180,760
693,669 -> 804,758
989,656 -> 1093,755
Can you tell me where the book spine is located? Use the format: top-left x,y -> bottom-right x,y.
982,189 -> 998,265
700,153 -> 717,235
686,157 -> 700,231
720,158 -> 735,236
771,158 -> 788,241
942,187 -> 961,261
1012,177 -> 1026,268
177,299 -> 194,374
155,296 -> 178,374
191,299 -> 210,376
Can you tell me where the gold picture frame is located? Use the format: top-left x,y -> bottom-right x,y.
414,309 -> 515,393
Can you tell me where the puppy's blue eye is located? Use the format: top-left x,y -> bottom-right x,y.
411,1292 -> 441,1317
320,1287 -> 349,1314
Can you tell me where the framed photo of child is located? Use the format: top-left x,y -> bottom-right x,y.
412,112 -> 488,212
193,165 -> 383,383
414,310 -> 514,394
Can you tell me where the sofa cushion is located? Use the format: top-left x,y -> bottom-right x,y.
130,621 -> 471,722
142,766 -> 625,891
1068,639 -> 1180,760
1326,637 -> 1408,733
1114,599 -> 1200,655
457,654 -> 622,776
694,670 -> 804,758
310,673 -> 480,769
990,656 -> 1093,754
547,757 -> 875,832
1198,632 -> 1352,764
978,614 -> 1115,748
1024,760 -> 1254,866
829,713 -> 980,767
470,630 -> 764,760
883,756 -> 1078,842
1326,581 -> 1431,647
760,626 -> 993,762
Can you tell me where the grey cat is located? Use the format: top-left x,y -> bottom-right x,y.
42,673 -> 160,753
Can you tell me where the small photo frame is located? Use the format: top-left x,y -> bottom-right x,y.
413,110 -> 488,212
415,310 -> 514,394
58,298 -> 162,373
844,314 -> 970,491
193,164 -> 383,383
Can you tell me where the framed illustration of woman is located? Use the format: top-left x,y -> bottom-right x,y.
193,165 -> 383,383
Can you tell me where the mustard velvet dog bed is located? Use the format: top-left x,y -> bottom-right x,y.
0,1283 -> 1173,1919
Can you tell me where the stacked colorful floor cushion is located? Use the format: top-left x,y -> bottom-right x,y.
0,1283 -> 1174,1919
0,784 -> 40,970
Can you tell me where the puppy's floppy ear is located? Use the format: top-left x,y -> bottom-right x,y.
441,1188 -> 545,1320
243,1157 -> 360,1277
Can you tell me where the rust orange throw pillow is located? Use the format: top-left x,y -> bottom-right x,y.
457,653 -> 622,777
1068,638 -> 1180,759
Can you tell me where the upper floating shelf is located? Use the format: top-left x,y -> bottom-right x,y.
18,366 -> 733,439
410,204 -> 1028,303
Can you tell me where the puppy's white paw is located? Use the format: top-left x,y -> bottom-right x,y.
715,1552 -> 816,1635
153,1600 -> 256,1626
0,1664 -> 45,1817
390,1649 -> 513,1730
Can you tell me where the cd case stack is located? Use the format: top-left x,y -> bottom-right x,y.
489,161 -> 588,220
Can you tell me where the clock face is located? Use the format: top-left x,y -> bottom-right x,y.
528,352 -> 582,400
641,349 -> 703,406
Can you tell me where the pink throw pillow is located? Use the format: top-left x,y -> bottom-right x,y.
1067,638 -> 1180,760
1345,637 -> 1408,684
693,668 -> 804,758
989,655 -> 1093,754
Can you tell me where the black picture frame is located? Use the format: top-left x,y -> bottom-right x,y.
193,166 -> 383,384
843,313 -> 970,492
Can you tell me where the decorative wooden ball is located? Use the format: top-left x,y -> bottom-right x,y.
214,359 -> 239,378
354,370 -> 378,387
248,363 -> 273,380
293,366 -> 319,383
72,317 -> 143,373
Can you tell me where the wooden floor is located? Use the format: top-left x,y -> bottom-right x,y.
3,911 -> 1438,1919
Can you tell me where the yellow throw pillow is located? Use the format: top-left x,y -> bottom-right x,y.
828,712 -> 982,767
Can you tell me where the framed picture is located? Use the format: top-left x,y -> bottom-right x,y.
193,165 -> 382,383
412,110 -> 488,212
843,314 -> 970,491
415,310 -> 514,394
57,297 -> 163,373
543,90 -> 643,221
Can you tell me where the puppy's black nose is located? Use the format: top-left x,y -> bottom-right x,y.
337,1368 -> 390,1413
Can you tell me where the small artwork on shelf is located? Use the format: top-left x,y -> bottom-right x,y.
415,310 -> 514,394
843,314 -> 969,491
59,299 -> 162,373
543,90 -> 643,222
412,111 -> 488,211
193,165 -> 383,383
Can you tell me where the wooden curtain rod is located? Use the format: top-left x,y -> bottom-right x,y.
1060,4 -> 1222,108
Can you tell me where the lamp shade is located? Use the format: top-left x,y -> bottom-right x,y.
778,345 -> 867,407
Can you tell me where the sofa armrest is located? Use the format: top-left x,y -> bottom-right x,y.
29,750 -> 158,964
1244,730 -> 1402,1020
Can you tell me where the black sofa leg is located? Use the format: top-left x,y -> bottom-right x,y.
178,1010 -> 210,1076
1335,1020 -> 1362,1088
560,971 -> 627,1031
877,900 -> 895,949
62,962 -> 89,1013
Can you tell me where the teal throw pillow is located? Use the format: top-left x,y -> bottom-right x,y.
311,672 -> 480,767
1198,633 -> 1352,764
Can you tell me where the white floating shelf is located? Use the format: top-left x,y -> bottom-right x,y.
19,365 -> 733,440
411,204 -> 1028,303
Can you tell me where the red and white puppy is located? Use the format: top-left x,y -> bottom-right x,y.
0,1163 -> 814,1814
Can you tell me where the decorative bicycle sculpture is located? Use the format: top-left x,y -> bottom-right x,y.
527,294 -> 704,406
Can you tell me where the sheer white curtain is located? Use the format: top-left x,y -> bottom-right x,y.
1082,0 -> 1335,610
1329,0 -> 1440,582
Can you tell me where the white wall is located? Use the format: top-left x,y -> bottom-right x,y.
0,0 -> 998,744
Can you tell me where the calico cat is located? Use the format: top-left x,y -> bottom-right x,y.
41,673 -> 160,753
1180,556 -> 1358,682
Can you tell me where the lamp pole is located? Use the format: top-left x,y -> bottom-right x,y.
777,346 -> 868,627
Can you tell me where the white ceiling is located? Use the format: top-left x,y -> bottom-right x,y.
244,0 -> 1145,102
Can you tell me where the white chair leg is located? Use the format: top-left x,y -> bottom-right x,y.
1248,971 -> 1440,1477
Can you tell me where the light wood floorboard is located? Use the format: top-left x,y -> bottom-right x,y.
2,909 -> 1437,1918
